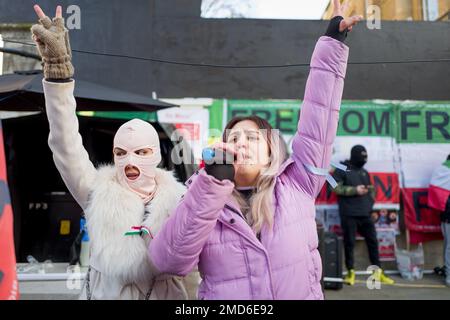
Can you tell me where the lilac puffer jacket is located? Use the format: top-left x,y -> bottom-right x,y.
149,36 -> 349,300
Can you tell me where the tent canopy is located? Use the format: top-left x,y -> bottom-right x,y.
0,71 -> 176,112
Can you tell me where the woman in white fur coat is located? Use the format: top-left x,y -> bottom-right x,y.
30,5 -> 198,300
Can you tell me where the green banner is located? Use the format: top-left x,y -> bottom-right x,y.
209,99 -> 225,132
395,103 -> 450,144
78,111 -> 158,122
337,103 -> 393,137
226,100 -> 395,137
224,100 -> 450,143
227,100 -> 301,135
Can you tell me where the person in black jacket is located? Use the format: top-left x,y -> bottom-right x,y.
333,145 -> 394,285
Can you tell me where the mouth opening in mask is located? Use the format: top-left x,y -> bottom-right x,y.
125,165 -> 141,181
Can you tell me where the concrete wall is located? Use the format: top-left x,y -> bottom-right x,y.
0,25 -> 41,74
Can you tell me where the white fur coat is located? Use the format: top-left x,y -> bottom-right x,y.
85,165 -> 186,285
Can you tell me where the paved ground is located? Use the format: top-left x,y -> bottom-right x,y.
17,263 -> 450,300
325,274 -> 450,300
19,281 -> 81,300
20,275 -> 450,300
17,263 -> 83,300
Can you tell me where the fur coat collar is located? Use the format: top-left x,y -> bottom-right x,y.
85,165 -> 186,284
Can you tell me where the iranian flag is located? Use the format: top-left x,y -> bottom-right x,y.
397,103 -> 450,244
428,161 -> 450,212
0,123 -> 18,300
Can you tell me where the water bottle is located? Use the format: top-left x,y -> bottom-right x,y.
79,217 -> 90,267
202,148 -> 235,165
202,148 -> 216,164
26,255 -> 44,273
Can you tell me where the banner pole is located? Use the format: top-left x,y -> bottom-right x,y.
406,228 -> 410,251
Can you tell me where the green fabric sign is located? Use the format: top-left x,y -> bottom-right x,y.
227,100 -> 301,135
395,104 -> 450,143
224,100 -> 450,143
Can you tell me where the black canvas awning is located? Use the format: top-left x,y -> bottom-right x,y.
0,71 -> 176,112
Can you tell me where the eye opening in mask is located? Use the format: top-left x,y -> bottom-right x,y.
113,147 -> 127,157
134,148 -> 153,157
113,147 -> 154,158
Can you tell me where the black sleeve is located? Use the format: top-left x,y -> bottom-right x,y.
325,16 -> 348,43
332,167 -> 345,184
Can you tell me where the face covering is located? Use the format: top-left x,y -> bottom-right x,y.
113,119 -> 162,203
350,145 -> 368,168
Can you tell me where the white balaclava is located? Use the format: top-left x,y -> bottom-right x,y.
113,119 -> 162,203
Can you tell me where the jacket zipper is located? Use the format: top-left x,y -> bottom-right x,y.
222,204 -> 276,299
222,205 -> 263,251
224,204 -> 246,221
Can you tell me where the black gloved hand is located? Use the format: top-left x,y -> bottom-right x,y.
203,148 -> 235,182
325,16 -> 348,43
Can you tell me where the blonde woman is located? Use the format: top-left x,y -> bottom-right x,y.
149,1 -> 362,299
30,5 -> 198,300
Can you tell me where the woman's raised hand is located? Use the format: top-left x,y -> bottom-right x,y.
207,142 -> 244,175
31,5 -> 74,79
332,0 -> 363,33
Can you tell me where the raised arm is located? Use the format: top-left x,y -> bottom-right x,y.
284,2 -> 361,198
32,5 -> 97,210
149,170 -> 234,276
43,81 -> 97,210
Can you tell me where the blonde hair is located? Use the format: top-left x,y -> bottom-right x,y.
223,116 -> 288,234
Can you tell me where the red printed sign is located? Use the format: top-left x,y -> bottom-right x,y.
316,172 -> 400,205
174,123 -> 200,141
402,188 -> 443,244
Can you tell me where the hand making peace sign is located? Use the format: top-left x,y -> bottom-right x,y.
332,0 -> 363,33
31,5 -> 74,79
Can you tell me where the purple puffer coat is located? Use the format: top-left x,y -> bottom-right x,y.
149,36 -> 349,300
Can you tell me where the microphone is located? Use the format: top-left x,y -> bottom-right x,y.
202,148 -> 235,182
